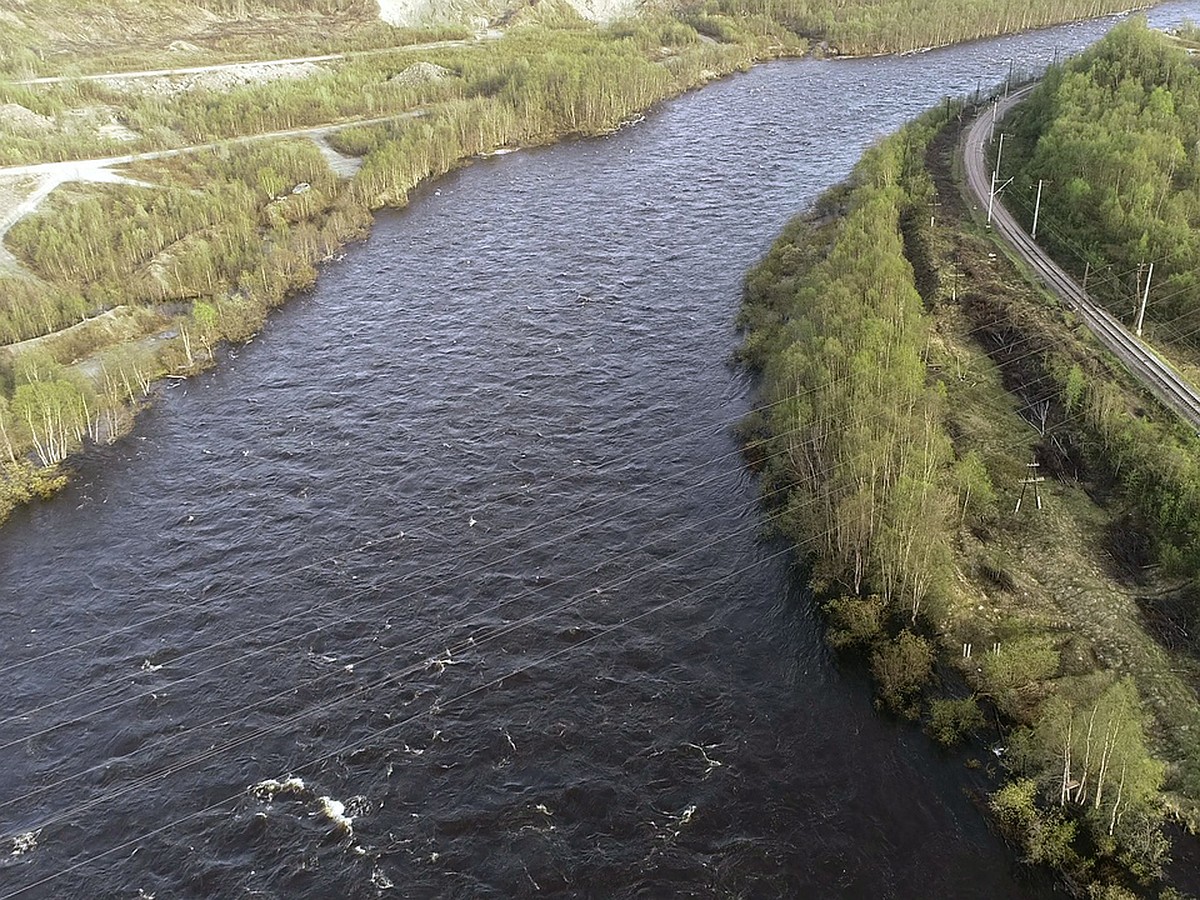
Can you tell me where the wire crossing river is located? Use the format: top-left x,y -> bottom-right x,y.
2,5 -> 1199,896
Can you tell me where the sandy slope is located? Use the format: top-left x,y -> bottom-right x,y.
376,0 -> 637,26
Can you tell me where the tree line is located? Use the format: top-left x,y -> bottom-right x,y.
694,0 -> 1152,55
1003,21 -> 1200,582
1005,20 -> 1200,359
739,107 -> 962,628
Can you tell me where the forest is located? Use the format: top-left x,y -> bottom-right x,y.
738,98 -> 1192,895
1004,20 -> 1200,354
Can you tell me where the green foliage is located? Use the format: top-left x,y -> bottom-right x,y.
870,630 -> 933,716
1112,809 -> 1172,884
1063,363 -> 1086,412
824,594 -> 886,651
1006,20 -> 1200,364
8,140 -> 339,305
740,107 -> 958,623
1029,678 -> 1164,839
1086,885 -> 1138,900
0,279 -> 91,345
999,675 -> 1169,886
0,459 -> 67,524
7,355 -> 99,466
1078,371 -> 1200,579
952,449 -> 996,524
927,696 -> 985,746
990,777 -> 1082,869
977,633 -> 1059,717
694,0 -> 1142,55
991,776 -> 1040,827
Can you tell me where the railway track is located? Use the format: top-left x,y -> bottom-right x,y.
961,86 -> 1200,431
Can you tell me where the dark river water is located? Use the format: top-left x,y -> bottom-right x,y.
4,6 -> 1200,897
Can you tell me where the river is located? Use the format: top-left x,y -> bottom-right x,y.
3,5 -> 1200,897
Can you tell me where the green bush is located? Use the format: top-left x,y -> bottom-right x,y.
990,778 -> 1081,870
977,634 -> 1059,716
927,696 -> 986,746
870,630 -> 933,716
0,460 -> 67,523
824,594 -> 886,651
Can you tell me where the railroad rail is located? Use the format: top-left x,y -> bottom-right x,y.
961,86 -> 1200,430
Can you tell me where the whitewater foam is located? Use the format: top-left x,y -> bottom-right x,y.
10,830 -> 38,856
251,776 -> 307,800
317,796 -> 354,836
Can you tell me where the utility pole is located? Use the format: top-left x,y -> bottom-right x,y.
1031,179 -> 1044,239
1082,261 -> 1090,292
946,266 -> 964,302
987,133 -> 1005,225
990,98 -> 998,142
1135,262 -> 1154,338
1006,58 -> 1014,97
975,75 -> 982,105
1015,460 -> 1044,513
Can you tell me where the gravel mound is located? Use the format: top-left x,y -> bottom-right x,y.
389,61 -> 451,86
0,103 -> 54,132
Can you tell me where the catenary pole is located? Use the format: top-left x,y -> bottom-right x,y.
1135,262 -> 1154,338
1032,179 -> 1044,239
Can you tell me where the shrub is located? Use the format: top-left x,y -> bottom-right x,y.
824,594 -> 886,651
990,778 -> 1080,870
870,630 -> 933,716
927,696 -> 986,746
977,634 -> 1059,716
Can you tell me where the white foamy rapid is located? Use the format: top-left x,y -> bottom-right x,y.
251,776 -> 308,800
317,796 -> 355,836
10,830 -> 39,856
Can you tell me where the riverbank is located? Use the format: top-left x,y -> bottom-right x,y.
738,76 -> 1200,895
